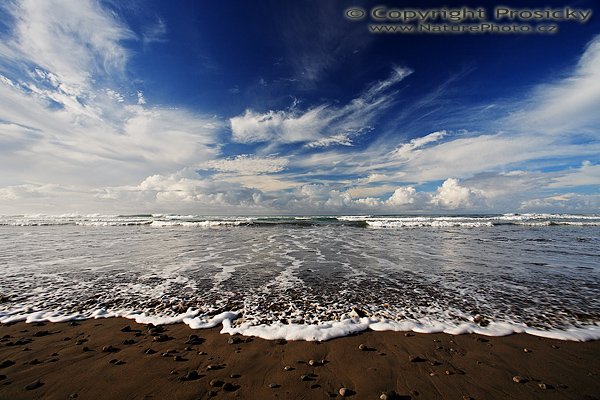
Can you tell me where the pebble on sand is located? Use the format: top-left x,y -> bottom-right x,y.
184,370 -> 199,381
283,365 -> 294,371
268,383 -> 279,388
380,391 -> 400,400
512,375 -> 528,383
102,345 -> 118,353
0,360 -> 15,369
153,334 -> 169,342
339,387 -> 354,397
24,379 -> 43,390
409,355 -> 426,362
209,379 -> 224,387
358,343 -> 367,351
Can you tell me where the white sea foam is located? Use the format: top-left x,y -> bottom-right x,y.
2,307 -> 600,342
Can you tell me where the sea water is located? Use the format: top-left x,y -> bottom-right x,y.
0,214 -> 599,341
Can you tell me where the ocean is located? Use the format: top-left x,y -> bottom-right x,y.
1,213 -> 599,341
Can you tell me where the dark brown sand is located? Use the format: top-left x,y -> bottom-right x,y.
1,318 -> 599,400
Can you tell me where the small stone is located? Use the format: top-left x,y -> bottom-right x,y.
122,339 -> 135,345
512,375 -> 527,383
463,396 -> 475,400
300,374 -> 312,381
184,346 -> 193,351
429,372 -> 436,376
429,360 -> 441,366
25,379 -> 43,390
148,326 -> 165,334
102,345 -> 118,353
33,330 -> 49,337
153,334 -> 169,342
75,339 -> 86,345
69,394 -> 78,399
339,387 -> 354,397
120,325 -> 132,332
209,379 -> 224,387
28,359 -> 41,365
82,346 -> 90,352
283,365 -> 294,371
144,348 -> 156,355
523,348 -> 532,353
268,383 -> 279,388
276,339 -> 287,345
222,382 -> 237,391
358,343 -> 366,351
311,383 -> 321,389
207,390 -> 217,397
552,345 -> 560,349
227,336 -> 242,345
173,355 -> 183,361
0,360 -> 15,369
404,332 -> 414,337
409,355 -> 426,363
198,351 -> 207,355
308,359 -> 318,366
538,383 -> 549,390
445,370 -> 453,375
185,370 -> 199,381
206,364 -> 222,371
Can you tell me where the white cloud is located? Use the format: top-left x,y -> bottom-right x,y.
386,186 -> 417,206
229,67 -> 412,147
520,193 -> 600,212
1,0 -> 133,88
513,34 -> 600,133
142,18 -> 167,46
391,130 -> 447,158
431,178 -> 486,209
549,161 -> 600,188
0,1 -> 223,190
202,155 -> 288,175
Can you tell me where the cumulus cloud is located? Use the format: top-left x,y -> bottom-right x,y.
430,179 -> 486,210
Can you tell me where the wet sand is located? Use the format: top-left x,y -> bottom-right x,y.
0,318 -> 599,400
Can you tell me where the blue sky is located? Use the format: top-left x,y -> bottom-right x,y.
0,0 -> 599,214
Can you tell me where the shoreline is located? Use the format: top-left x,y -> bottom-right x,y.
1,318 -> 599,399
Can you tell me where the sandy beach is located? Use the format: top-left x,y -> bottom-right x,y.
0,318 -> 598,400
